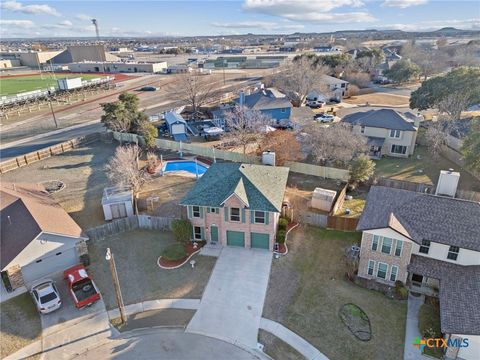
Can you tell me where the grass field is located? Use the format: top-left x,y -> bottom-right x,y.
0,74 -> 105,96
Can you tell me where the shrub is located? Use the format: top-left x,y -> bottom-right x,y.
278,218 -> 289,231
419,302 -> 441,338
276,229 -> 287,244
162,243 -> 188,261
171,219 -> 193,244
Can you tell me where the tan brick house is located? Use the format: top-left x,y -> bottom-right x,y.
180,163 -> 289,251
356,186 -> 480,360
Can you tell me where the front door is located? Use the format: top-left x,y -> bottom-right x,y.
210,225 -> 218,244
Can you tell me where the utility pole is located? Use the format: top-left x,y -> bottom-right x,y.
105,248 -> 126,323
48,99 -> 58,128
223,59 -> 226,86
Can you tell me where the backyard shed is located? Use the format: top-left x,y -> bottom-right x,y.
102,186 -> 134,220
165,112 -> 188,142
311,187 -> 337,212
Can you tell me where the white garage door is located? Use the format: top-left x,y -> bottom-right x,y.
21,247 -> 79,284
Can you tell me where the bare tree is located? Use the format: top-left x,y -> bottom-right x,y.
438,92 -> 471,121
256,130 -> 303,165
273,57 -> 329,106
172,72 -> 218,113
223,106 -> 274,154
306,123 -> 368,167
424,121 -> 449,158
105,145 -> 146,194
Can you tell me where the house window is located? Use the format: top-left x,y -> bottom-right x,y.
360,126 -> 365,134
193,226 -> 203,240
377,263 -> 388,279
254,211 -> 266,224
192,206 -> 201,218
381,237 -> 392,254
281,108 -> 286,113
341,83 -> 346,88
372,235 -> 380,251
209,207 -> 218,214
419,240 -> 430,254
389,129 -> 401,138
447,246 -> 460,261
367,260 -> 375,276
390,265 -> 398,282
394,240 -> 403,257
391,145 -> 407,155
230,207 -> 240,222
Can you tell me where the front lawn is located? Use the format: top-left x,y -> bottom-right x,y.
0,293 -> 42,358
88,229 -> 216,309
263,226 -> 407,360
374,146 -> 480,191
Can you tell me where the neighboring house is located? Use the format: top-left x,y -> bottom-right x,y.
180,163 -> 289,251
235,89 -> 292,122
373,50 -> 402,81
309,75 -> 350,102
356,180 -> 480,360
343,109 -> 420,158
1,183 -> 88,299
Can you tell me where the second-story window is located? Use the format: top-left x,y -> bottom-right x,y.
381,237 -> 392,254
395,240 -> 403,257
254,211 -> 266,224
230,207 -> 240,222
389,129 -> 401,138
372,235 -> 380,251
192,206 -> 201,218
361,126 -> 365,134
447,246 -> 460,261
419,240 -> 430,254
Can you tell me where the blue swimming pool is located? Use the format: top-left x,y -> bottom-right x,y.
163,161 -> 208,175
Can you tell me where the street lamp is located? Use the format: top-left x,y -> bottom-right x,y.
105,247 -> 126,324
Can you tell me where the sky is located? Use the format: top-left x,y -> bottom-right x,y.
0,0 -> 479,38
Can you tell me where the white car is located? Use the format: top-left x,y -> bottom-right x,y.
314,113 -> 335,123
30,280 -> 62,314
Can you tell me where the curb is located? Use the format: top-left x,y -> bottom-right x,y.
157,248 -> 202,270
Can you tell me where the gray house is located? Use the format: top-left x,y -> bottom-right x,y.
343,109 -> 420,158
1,183 -> 88,299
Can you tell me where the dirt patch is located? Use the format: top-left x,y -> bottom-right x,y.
344,93 -> 409,106
339,303 -> 372,341
258,330 -> 304,360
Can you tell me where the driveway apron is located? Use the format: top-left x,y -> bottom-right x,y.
186,247 -> 273,348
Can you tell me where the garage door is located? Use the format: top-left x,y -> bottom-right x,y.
21,247 -> 78,284
251,233 -> 270,250
226,231 -> 245,247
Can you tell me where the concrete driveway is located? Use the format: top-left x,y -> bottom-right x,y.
39,273 -> 113,360
75,328 -> 266,360
186,247 -> 272,348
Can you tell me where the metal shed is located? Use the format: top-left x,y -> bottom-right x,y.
101,186 -> 134,220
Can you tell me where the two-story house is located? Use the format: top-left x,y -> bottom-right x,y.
343,109 -> 420,158
180,162 -> 289,251
356,181 -> 480,360
235,89 -> 292,123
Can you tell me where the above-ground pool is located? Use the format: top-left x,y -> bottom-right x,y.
162,160 -> 208,176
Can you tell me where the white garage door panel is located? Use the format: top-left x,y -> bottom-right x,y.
21,248 -> 78,284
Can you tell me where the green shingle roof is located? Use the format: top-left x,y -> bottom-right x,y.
180,163 -> 289,212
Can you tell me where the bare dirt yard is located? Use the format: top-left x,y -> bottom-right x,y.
344,93 -> 409,107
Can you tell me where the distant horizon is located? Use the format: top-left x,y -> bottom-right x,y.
1,1 -> 478,39
1,26 -> 479,41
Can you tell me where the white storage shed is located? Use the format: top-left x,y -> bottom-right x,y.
311,187 -> 337,212
102,186 -> 134,220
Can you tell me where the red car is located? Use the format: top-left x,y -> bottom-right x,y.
64,265 -> 101,309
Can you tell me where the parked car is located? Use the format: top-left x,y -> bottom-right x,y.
306,99 -> 325,108
64,265 -> 101,309
138,86 -> 157,91
314,113 -> 335,123
30,279 -> 62,314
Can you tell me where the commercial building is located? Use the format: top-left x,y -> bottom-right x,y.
68,61 -> 167,73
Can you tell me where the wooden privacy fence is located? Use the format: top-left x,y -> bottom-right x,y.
112,131 -> 351,181
377,177 -> 434,194
300,211 -> 328,228
86,215 -> 174,242
0,132 -> 101,174
326,215 -> 359,232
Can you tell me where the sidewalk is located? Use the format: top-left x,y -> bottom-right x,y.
260,318 -> 328,360
404,294 -> 429,360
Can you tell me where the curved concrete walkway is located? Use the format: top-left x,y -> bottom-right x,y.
260,318 -> 328,360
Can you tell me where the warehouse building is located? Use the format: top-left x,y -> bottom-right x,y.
68,61 -> 167,73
